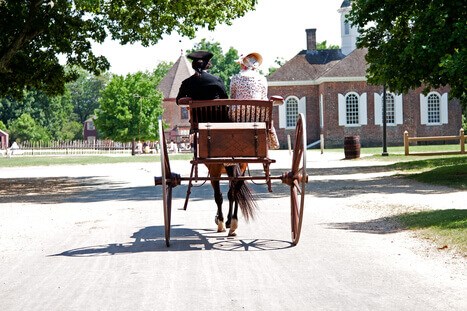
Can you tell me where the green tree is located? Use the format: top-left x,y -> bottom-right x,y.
95,72 -> 163,144
67,68 -> 109,123
187,39 -> 241,94
60,120 -> 84,140
268,57 -> 286,76
0,0 -> 257,98
0,89 -> 74,140
316,40 -> 339,50
347,0 -> 466,106
8,113 -> 50,142
152,61 -> 174,86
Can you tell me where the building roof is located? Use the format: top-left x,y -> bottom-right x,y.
320,48 -> 368,78
157,55 -> 195,99
302,49 -> 346,65
268,49 -> 345,82
268,48 -> 367,83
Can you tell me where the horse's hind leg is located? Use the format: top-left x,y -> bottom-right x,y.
228,206 -> 239,236
212,180 -> 226,232
225,166 -> 235,228
225,166 -> 239,236
228,195 -> 239,236
226,185 -> 234,228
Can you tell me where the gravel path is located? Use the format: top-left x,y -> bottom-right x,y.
0,150 -> 465,310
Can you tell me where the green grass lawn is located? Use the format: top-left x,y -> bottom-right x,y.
396,210 -> 467,255
0,153 -> 192,167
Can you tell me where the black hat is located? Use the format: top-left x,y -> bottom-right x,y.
187,50 -> 213,61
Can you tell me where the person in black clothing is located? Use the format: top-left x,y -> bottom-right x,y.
176,51 -> 228,104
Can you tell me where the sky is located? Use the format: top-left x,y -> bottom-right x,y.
92,0 -> 345,75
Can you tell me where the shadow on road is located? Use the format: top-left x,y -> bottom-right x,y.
326,217 -> 404,234
51,225 -> 293,257
1,164 -> 458,204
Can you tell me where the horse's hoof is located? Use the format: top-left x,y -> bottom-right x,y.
230,219 -> 238,231
217,222 -> 226,232
228,219 -> 238,236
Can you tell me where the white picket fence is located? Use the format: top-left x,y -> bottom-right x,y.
8,140 -> 136,156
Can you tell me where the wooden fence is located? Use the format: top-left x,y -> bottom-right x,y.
403,129 -> 465,156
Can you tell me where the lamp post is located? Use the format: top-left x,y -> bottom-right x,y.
382,84 -> 389,156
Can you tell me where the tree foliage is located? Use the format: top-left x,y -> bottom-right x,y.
152,61 -> 174,86
95,71 -> 163,143
347,0 -> 466,105
316,40 -> 339,50
67,68 -> 109,123
8,113 -> 51,142
0,0 -> 258,98
0,88 -> 75,140
187,39 -> 241,94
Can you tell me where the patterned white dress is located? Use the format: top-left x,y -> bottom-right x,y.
230,69 -> 268,100
230,69 -> 280,150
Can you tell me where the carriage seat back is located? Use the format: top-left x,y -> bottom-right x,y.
177,97 -> 282,131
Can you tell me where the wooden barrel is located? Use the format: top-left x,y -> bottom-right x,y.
344,136 -> 361,159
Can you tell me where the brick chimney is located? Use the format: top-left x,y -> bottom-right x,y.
306,28 -> 317,50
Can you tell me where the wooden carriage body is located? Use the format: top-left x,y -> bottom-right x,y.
178,97 -> 281,164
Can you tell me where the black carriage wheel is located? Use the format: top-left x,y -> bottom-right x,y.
158,119 -> 173,247
290,113 -> 307,245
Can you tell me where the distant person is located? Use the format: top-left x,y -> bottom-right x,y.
136,141 -> 143,154
230,52 -> 279,149
176,51 -> 228,104
143,142 -> 150,154
169,140 -> 177,153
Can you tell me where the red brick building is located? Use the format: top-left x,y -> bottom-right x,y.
0,129 -> 9,150
268,1 -> 462,148
83,116 -> 97,142
157,53 -> 194,143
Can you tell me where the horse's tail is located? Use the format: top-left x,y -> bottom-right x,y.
232,165 -> 258,221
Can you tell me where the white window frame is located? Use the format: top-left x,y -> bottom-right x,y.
181,107 -> 189,120
420,92 -> 448,125
374,92 -> 403,126
87,121 -> 95,130
279,96 -> 306,129
338,92 -> 367,127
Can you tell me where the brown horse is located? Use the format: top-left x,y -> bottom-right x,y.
206,162 -> 257,236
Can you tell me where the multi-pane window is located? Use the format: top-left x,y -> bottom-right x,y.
344,22 -> 350,35
385,93 -> 395,124
427,94 -> 440,123
286,97 -> 299,127
181,107 -> 188,120
346,94 -> 359,125
87,121 -> 95,130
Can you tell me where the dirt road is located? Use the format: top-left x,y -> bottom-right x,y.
0,151 -> 465,310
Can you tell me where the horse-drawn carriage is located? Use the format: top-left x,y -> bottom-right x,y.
154,97 -> 308,246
